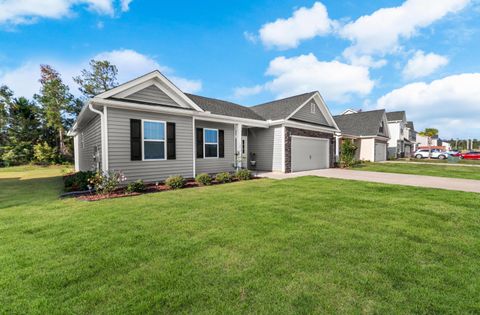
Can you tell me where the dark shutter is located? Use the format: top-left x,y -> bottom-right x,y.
130,119 -> 142,161
167,122 -> 176,160
219,129 -> 224,158
196,128 -> 203,158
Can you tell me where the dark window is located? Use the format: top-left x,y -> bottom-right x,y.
143,121 -> 165,160
204,128 -> 218,158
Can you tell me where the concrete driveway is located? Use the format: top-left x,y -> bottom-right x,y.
257,169 -> 480,193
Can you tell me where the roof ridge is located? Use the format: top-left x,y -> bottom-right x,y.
251,91 -> 316,108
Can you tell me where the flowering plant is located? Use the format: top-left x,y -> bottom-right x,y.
88,170 -> 126,195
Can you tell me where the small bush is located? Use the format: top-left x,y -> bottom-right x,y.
236,169 -> 252,181
126,179 -> 146,193
88,170 -> 127,195
64,170 -> 95,191
215,172 -> 232,184
195,173 -> 212,186
340,139 -> 358,168
165,175 -> 185,189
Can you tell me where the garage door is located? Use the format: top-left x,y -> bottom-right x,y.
374,142 -> 387,162
291,136 -> 329,172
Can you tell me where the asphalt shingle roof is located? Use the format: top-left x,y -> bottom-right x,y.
185,94 -> 265,121
333,109 -> 386,137
386,111 -> 406,121
250,92 -> 316,121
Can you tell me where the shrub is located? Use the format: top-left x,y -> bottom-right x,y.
126,179 -> 146,193
165,175 -> 185,189
195,173 -> 212,186
64,170 -> 95,191
33,142 -> 58,165
236,169 -> 252,181
215,172 -> 232,183
88,170 -> 126,195
340,139 -> 358,168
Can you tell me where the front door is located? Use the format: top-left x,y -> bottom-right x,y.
241,136 -> 248,167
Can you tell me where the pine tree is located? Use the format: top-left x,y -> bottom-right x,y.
73,59 -> 118,99
34,65 -> 76,157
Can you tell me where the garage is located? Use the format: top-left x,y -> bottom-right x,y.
374,142 -> 387,162
291,136 -> 329,172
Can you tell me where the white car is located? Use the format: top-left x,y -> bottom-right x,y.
414,149 -> 448,159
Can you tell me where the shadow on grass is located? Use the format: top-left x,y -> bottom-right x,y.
0,175 -> 64,209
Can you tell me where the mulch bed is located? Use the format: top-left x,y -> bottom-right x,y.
75,177 -> 259,201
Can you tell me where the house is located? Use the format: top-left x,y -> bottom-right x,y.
69,71 -> 341,182
417,134 -> 440,147
333,109 -> 390,162
405,121 -> 418,156
386,111 -> 409,158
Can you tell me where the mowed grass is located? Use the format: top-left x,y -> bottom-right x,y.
355,162 -> 480,180
1,166 -> 480,314
407,158 -> 480,165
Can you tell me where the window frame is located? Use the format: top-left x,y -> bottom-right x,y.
310,103 -> 316,114
141,119 -> 167,161
203,128 -> 219,159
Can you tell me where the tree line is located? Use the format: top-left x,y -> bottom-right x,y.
0,61 -> 118,166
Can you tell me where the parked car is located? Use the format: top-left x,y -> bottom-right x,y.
446,150 -> 460,156
414,149 -> 448,159
459,151 -> 480,160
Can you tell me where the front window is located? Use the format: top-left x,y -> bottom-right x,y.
204,128 -> 218,158
143,120 -> 166,160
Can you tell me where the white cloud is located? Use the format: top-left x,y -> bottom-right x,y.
234,53 -> 374,102
0,0 -> 133,25
259,2 -> 335,49
340,0 -> 470,62
120,0 -> 132,12
402,50 -> 449,79
376,73 -> 480,138
233,85 -> 264,98
243,31 -> 257,44
0,49 -> 202,99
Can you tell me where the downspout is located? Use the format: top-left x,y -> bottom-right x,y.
88,103 -> 107,172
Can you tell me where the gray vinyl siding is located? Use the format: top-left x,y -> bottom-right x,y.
78,115 -> 102,171
291,103 -> 329,125
107,107 -> 193,182
125,85 -> 179,107
248,126 -> 283,172
195,121 -> 235,174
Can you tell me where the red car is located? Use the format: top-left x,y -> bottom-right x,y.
459,151 -> 480,160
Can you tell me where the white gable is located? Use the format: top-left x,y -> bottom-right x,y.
94,71 -> 203,111
286,92 -> 340,132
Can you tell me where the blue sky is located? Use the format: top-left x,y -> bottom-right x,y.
1,0 -> 479,138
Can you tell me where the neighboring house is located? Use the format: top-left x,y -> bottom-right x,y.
405,121 -> 418,156
333,109 -> 390,162
417,134 -> 440,147
68,71 -> 341,182
386,111 -> 409,158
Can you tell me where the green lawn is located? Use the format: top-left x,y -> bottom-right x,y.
354,162 -> 480,180
1,166 -> 479,314
404,159 -> 480,165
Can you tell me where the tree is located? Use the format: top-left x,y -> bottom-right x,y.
34,65 -> 76,157
1,96 -> 42,165
73,60 -> 118,99
418,128 -> 439,159
0,85 -> 14,146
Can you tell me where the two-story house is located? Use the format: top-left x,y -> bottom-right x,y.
386,111 -> 408,158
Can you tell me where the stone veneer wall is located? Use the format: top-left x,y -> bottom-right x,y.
284,127 -> 335,173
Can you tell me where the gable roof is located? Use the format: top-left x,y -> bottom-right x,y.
185,94 -> 265,121
250,92 -> 316,121
334,109 -> 387,137
406,121 -> 415,130
386,111 -> 406,121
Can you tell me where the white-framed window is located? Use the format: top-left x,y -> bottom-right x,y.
310,103 -> 316,114
204,128 -> 219,158
142,120 -> 166,160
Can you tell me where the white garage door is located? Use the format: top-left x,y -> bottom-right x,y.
374,142 -> 387,161
291,136 -> 329,172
